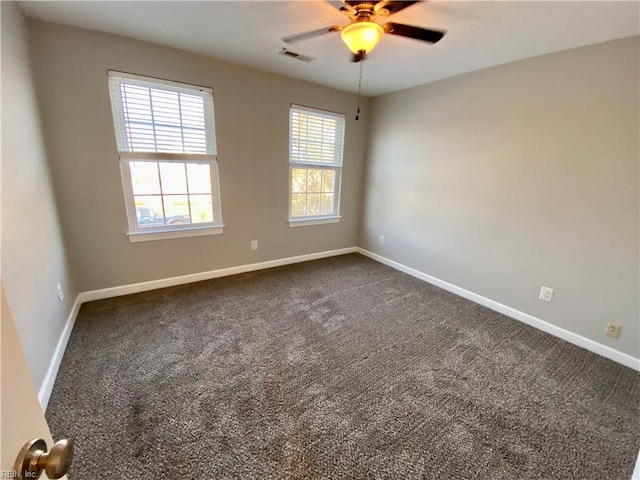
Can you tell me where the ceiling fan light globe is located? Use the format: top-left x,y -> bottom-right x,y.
340,21 -> 384,54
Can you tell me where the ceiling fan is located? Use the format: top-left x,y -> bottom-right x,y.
282,1 -> 446,62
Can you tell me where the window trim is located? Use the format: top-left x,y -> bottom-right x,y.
108,71 -> 223,240
288,216 -> 342,228
127,225 -> 224,243
108,70 -> 213,94
287,104 -> 345,225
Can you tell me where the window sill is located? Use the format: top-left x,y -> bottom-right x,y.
127,225 -> 224,243
288,216 -> 341,228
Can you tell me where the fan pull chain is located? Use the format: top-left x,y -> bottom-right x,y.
355,53 -> 364,121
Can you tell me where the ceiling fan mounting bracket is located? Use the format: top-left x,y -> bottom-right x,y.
349,3 -> 378,22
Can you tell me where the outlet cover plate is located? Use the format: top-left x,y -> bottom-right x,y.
539,286 -> 554,302
606,322 -> 621,338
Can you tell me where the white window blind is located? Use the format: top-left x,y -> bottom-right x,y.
108,72 -> 216,158
290,105 -> 344,166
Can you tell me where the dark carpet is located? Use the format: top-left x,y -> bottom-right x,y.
46,253 -> 640,479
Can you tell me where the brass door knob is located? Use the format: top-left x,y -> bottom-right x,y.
14,438 -> 74,479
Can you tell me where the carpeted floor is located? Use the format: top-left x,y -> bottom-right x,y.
46,253 -> 640,479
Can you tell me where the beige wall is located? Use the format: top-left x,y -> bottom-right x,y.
1,3 -> 78,391
27,20 -> 369,292
360,36 -> 640,358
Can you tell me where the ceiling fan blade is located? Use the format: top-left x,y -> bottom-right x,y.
327,0 -> 356,13
383,22 -> 445,43
282,25 -> 343,44
374,1 -> 422,16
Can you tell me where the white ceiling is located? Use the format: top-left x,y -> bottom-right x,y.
19,1 -> 640,97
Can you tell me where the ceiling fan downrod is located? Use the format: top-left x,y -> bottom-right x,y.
355,53 -> 365,121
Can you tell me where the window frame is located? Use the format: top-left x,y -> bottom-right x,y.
119,158 -> 224,242
108,71 -> 224,242
288,104 -> 345,227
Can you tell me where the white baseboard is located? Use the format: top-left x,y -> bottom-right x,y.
38,295 -> 82,410
78,247 -> 358,303
357,248 -> 640,372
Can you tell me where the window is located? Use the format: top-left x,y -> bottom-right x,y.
289,104 -> 345,227
108,71 -> 223,242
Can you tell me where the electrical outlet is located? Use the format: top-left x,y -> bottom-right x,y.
56,283 -> 64,302
605,322 -> 621,339
539,286 -> 554,302
379,235 -> 385,245
251,240 -> 258,250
